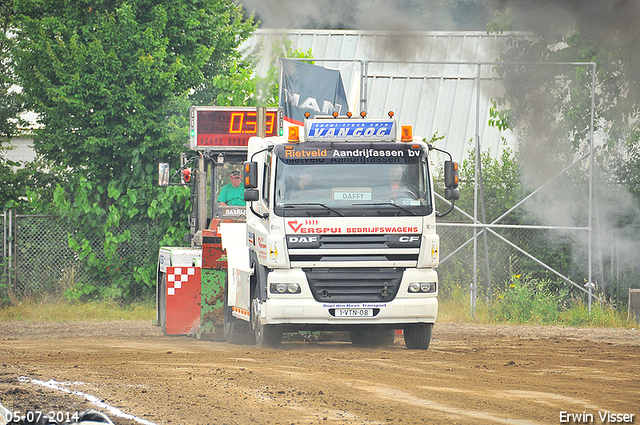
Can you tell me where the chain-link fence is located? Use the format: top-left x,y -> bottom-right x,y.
437,221 -> 639,309
438,224 -> 580,295
2,211 -> 162,300
2,210 -> 637,306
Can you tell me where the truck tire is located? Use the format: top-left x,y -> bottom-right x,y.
350,328 -> 396,347
223,283 -> 254,345
403,323 -> 433,350
251,292 -> 282,348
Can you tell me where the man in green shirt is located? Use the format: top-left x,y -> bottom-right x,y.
218,170 -> 246,206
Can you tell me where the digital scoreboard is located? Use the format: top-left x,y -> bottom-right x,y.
189,106 -> 282,150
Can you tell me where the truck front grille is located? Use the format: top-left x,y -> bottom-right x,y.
287,234 -> 420,267
304,267 -> 403,303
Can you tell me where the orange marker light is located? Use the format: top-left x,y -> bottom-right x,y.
401,125 -> 413,142
288,126 -> 300,143
244,165 -> 250,186
332,111 -> 339,118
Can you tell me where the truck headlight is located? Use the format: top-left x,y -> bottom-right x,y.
408,282 -> 436,293
270,282 -> 301,294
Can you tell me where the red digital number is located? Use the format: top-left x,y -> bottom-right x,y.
265,112 -> 275,135
244,112 -> 257,133
195,108 -> 278,147
229,112 -> 258,134
229,112 -> 243,133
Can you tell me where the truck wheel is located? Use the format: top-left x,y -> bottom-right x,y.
223,284 -> 254,345
350,328 -> 396,347
403,324 -> 433,350
251,294 -> 282,348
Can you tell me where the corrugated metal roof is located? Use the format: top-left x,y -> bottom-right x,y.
244,29 -> 527,161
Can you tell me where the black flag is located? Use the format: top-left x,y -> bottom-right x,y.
279,59 -> 349,126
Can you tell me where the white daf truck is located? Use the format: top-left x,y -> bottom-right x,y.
221,112 -> 459,349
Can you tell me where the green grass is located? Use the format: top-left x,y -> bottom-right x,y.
0,277 -> 634,328
0,298 -> 156,322
439,277 -> 636,328
557,299 -> 632,328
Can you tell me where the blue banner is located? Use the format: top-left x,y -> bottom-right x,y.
305,120 -> 396,141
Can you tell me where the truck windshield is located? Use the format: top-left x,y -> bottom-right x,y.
273,142 -> 432,217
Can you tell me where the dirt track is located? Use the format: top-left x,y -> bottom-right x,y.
0,321 -> 639,425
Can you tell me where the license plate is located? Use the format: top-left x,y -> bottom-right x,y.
334,308 -> 373,317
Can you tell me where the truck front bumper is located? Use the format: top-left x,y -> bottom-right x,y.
261,268 -> 438,326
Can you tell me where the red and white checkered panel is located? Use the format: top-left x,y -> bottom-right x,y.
167,267 -> 197,296
164,266 -> 201,335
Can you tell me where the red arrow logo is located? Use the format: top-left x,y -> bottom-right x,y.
288,220 -> 303,232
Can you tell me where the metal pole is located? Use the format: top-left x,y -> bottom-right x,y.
478,157 -> 494,302
213,159 -> 220,218
594,178 -> 606,298
442,222 -> 589,231
10,209 -> 14,293
588,64 -> 596,315
197,153 -> 207,234
2,210 -> 6,287
476,64 -> 493,303
278,58 -> 283,106
471,65 -> 480,318
257,106 -> 267,138
210,158 -> 217,219
362,60 -> 369,114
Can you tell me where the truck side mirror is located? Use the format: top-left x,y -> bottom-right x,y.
158,163 -> 170,187
445,187 -> 460,201
243,161 -> 258,189
245,189 -> 259,202
444,160 -> 460,201
243,161 -> 268,220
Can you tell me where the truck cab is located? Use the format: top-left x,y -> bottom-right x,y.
224,114 -> 459,349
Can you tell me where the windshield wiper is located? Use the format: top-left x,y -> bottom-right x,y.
284,203 -> 345,217
354,202 -> 417,216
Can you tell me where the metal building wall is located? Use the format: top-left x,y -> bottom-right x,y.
244,29 -> 530,161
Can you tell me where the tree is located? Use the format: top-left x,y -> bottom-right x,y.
0,0 -> 24,144
486,4 -> 640,304
488,6 -> 640,197
13,0 -> 255,184
10,0 -> 256,300
0,0 -> 30,209
206,37 -> 313,108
